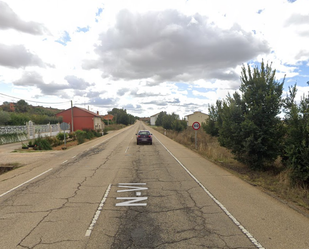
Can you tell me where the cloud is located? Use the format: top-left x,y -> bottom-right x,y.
13,71 -> 94,97
142,97 -> 181,106
0,1 -> 47,35
13,71 -> 44,86
83,9 -> 270,82
64,75 -> 92,89
86,97 -> 118,106
285,14 -> 309,26
0,44 -> 45,68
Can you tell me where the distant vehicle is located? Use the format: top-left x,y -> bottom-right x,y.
136,130 -> 152,145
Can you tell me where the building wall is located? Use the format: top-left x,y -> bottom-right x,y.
56,107 -> 100,132
186,111 -> 209,127
150,114 -> 159,126
93,117 -> 104,130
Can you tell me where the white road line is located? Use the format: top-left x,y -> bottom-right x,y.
62,160 -> 68,164
0,168 -> 53,198
125,146 -> 129,154
72,155 -> 76,158
85,184 -> 111,237
154,135 -> 265,249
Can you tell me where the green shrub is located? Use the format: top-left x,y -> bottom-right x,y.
44,136 -> 61,147
33,137 -> 52,150
75,130 -> 86,144
83,129 -> 95,140
68,132 -> 75,140
56,132 -> 69,141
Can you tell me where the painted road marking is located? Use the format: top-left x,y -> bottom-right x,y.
116,183 -> 148,206
61,160 -> 68,164
85,184 -> 111,237
0,168 -> 53,198
125,146 -> 129,154
154,134 -> 265,249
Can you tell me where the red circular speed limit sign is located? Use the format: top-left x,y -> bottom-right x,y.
192,122 -> 200,130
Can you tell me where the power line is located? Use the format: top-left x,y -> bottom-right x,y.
0,92 -> 70,105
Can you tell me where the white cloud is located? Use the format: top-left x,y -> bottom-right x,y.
0,0 -> 309,117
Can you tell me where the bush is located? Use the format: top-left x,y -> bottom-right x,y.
82,129 -> 95,140
33,137 -> 52,150
75,130 -> 86,144
44,136 -> 61,147
68,132 -> 75,140
56,132 -> 69,141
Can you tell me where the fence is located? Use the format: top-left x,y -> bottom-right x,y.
0,121 -> 70,145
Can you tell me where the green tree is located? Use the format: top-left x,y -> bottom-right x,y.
108,108 -> 135,125
172,119 -> 187,132
238,61 -> 284,169
155,111 -> 167,126
15,100 -> 29,113
282,84 -> 309,185
202,100 -> 223,136
8,113 -> 30,125
205,61 -> 284,170
0,111 -> 11,125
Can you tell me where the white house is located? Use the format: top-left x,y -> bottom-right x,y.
150,113 -> 160,126
185,111 -> 209,127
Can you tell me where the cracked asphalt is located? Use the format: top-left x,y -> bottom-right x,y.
1,121 -> 309,248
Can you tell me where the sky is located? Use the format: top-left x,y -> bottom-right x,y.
0,0 -> 309,118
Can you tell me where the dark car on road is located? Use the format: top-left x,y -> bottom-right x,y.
136,130 -> 152,145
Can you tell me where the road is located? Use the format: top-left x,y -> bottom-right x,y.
0,121 -> 309,248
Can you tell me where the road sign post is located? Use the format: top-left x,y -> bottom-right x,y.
192,122 -> 201,149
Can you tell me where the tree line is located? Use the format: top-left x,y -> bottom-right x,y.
155,112 -> 187,132
107,108 -> 137,126
0,100 -> 62,125
203,61 -> 309,186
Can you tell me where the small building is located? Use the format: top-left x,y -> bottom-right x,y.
56,106 -> 104,132
150,113 -> 160,126
185,111 -> 209,127
101,114 -> 114,121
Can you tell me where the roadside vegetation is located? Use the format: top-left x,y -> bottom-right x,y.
15,129 -> 103,152
153,125 -> 309,213
154,61 -> 309,213
0,100 -> 62,125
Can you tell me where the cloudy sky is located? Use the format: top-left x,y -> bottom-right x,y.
0,0 -> 309,118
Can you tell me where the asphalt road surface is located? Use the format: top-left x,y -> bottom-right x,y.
0,121 -> 309,249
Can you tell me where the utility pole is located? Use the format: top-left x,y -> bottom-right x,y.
71,100 -> 74,132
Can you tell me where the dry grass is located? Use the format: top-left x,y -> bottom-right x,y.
154,126 -> 309,214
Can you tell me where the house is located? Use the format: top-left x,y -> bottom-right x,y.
56,106 -> 105,132
185,111 -> 209,127
101,114 -> 114,121
150,113 -> 160,126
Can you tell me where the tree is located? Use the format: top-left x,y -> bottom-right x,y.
204,61 -> 285,170
282,84 -> 309,185
202,100 -> 223,136
0,111 -> 11,125
15,100 -> 29,113
172,119 -> 187,132
238,61 -> 284,169
108,108 -> 136,125
155,111 -> 167,126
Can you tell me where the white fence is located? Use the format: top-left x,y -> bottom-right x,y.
0,121 -> 69,145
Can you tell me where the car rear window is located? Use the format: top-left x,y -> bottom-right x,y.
139,131 -> 150,135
